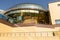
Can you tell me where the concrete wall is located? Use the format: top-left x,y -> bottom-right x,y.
0,22 -> 58,32
49,2 -> 60,24
0,21 -> 60,40
0,36 -> 60,40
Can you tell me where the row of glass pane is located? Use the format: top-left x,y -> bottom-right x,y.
6,10 -> 50,24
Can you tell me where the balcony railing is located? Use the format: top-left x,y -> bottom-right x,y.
0,32 -> 59,37
0,32 -> 60,40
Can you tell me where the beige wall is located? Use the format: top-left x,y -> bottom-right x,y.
0,23 -> 58,32
49,2 -> 60,24
0,36 -> 60,40
0,23 -> 60,40
0,22 -> 60,40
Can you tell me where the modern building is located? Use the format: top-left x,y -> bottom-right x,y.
49,1 -> 60,25
4,4 -> 50,24
0,2 -> 60,40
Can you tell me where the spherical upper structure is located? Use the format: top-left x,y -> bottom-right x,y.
4,3 -> 49,24
9,3 -> 45,10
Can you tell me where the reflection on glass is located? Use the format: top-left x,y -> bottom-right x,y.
7,13 -> 22,23
6,10 -> 50,24
55,20 -> 60,24
22,12 -> 38,24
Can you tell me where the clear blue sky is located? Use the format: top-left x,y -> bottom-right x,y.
0,0 -> 56,10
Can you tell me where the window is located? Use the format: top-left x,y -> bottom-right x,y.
22,12 -> 38,24
7,10 -> 39,24
7,13 -> 22,23
58,4 -> 60,6
6,10 -> 50,24
55,20 -> 60,24
38,12 -> 47,24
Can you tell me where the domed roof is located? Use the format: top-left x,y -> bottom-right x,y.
10,3 -> 45,10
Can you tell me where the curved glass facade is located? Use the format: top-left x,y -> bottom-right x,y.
6,10 -> 39,24
4,4 -> 50,24
5,9 -> 49,24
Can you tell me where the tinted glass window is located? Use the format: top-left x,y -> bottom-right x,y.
55,20 -> 60,24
